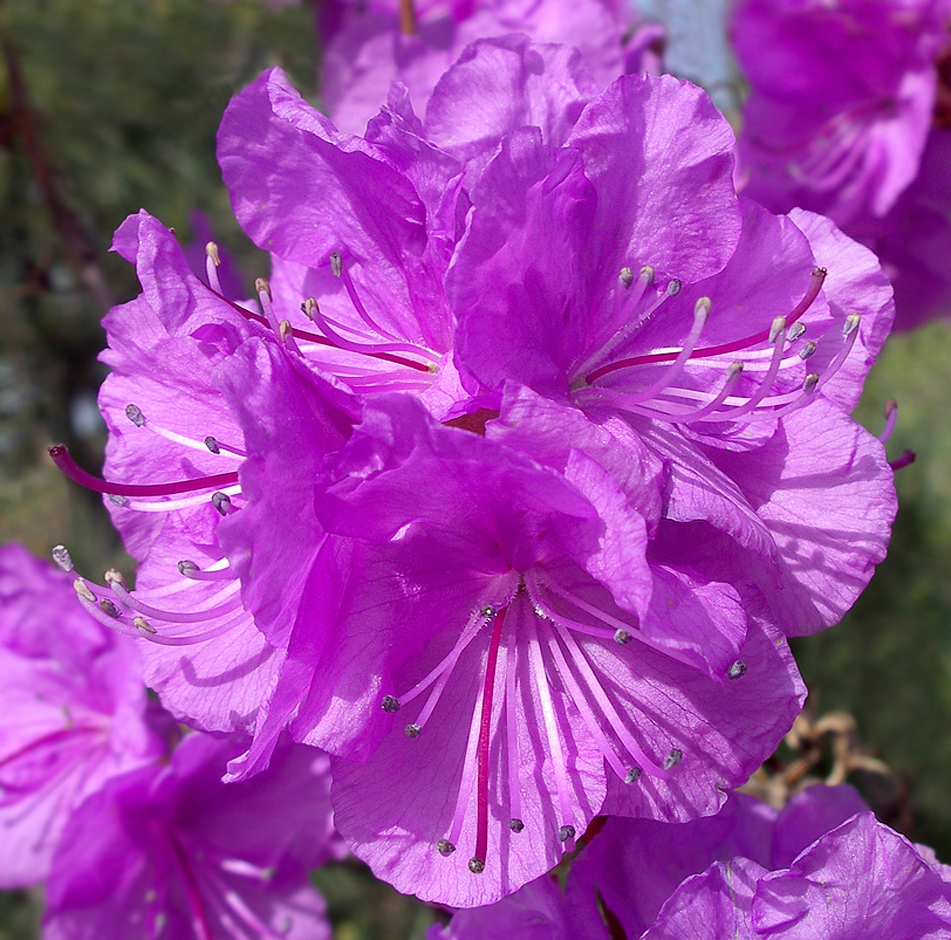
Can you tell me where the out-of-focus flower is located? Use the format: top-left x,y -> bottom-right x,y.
634,790 -> 951,939
731,0 -> 951,327
436,785 -> 951,938
42,733 -> 340,940
0,543 -> 163,888
732,0 -> 949,226
850,128 -> 951,329
319,0 -> 663,134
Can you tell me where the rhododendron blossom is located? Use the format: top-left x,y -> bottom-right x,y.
0,543 -> 162,888
434,785 -> 951,938
731,0 -> 951,327
319,0 -> 662,135
42,734 -> 340,940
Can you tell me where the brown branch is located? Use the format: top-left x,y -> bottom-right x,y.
1,25 -> 114,316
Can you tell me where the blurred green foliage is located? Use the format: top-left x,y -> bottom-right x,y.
794,320 -> 951,859
1,0 -> 951,936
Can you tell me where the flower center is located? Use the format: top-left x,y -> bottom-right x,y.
572,266 -> 863,426
380,567 -> 719,876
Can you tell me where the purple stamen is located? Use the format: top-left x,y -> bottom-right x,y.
879,399 -> 898,443
107,578 -> 241,624
588,295 -> 710,385
205,243 -> 223,295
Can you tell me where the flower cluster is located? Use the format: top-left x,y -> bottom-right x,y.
20,0 -> 951,933
41,23 -> 901,913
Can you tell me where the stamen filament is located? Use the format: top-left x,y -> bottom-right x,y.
588,296 -> 710,385
552,621 -> 670,777
117,485 -> 242,513
335,257 -> 401,341
108,580 -> 241,624
880,399 -> 898,444
586,268 -> 827,380
545,628 -> 630,781
309,303 -> 437,363
525,615 -> 575,843
396,605 -> 495,709
719,317 -> 787,420
205,243 -> 223,295
504,638 -> 523,829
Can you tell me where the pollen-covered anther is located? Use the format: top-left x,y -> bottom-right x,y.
798,340 -> 818,360
205,242 -> 221,266
99,598 -> 122,619
104,569 -> 127,589
436,839 -> 455,857
843,312 -> 861,335
52,544 -> 74,573
786,322 -> 807,342
134,616 -> 156,635
727,660 -> 747,680
667,278 -> 682,296
254,277 -> 271,300
624,767 -> 642,784
204,436 -> 220,454
302,297 -> 319,321
467,858 -> 485,874
614,628 -> 633,645
664,748 -> 683,771
279,319 -> 293,344
212,492 -> 233,516
558,825 -> 576,842
509,818 -> 525,832
381,695 -> 401,713
619,266 -> 635,289
404,723 -> 421,738
330,251 -> 343,278
480,604 -> 497,619
802,372 -> 820,393
768,315 -> 787,343
73,579 -> 96,602
125,403 -> 145,427
177,560 -> 199,576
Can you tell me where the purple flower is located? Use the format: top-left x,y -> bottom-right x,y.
319,0 -> 660,135
42,733 -> 339,940
217,66 -> 468,416
851,127 -> 951,329
730,0 -> 951,327
56,42 -> 896,912
298,395 -> 805,907
731,0 -> 950,227
0,543 -> 162,887
437,786 -> 951,939
450,68 -> 897,638
634,792 -> 951,939
52,210 -> 360,737
428,873 -> 570,940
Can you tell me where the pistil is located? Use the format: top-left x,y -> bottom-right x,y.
49,445 -> 238,498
